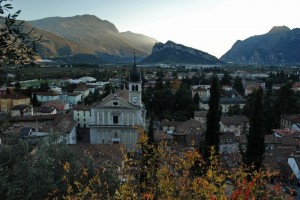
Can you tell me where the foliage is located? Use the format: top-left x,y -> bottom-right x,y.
116,139 -> 286,199
0,0 -> 39,67
0,135 -> 118,199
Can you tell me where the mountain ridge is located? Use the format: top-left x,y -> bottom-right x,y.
142,41 -> 223,65
29,15 -> 158,59
221,26 -> 300,65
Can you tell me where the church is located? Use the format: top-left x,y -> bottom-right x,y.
89,57 -> 146,150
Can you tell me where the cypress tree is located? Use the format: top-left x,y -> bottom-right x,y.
242,88 -> 265,171
202,75 -> 221,161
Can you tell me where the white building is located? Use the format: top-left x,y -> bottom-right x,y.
73,105 -> 92,128
89,59 -> 146,150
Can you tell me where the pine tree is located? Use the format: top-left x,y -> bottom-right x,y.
242,88 -> 265,171
202,75 -> 221,161
31,92 -> 40,107
233,76 -> 244,96
193,92 -> 200,105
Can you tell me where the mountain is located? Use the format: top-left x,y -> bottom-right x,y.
29,15 -> 158,63
221,26 -> 300,65
142,41 -> 222,64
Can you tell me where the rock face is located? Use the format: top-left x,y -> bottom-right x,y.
28,15 -> 158,63
142,41 -> 223,64
221,26 -> 300,65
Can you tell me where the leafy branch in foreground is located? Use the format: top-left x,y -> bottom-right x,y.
0,0 -> 40,67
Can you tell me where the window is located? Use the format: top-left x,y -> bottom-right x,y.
131,85 -> 134,91
113,116 -> 118,124
77,112 -> 79,116
135,85 -> 138,91
78,118 -> 80,121
113,102 -> 118,106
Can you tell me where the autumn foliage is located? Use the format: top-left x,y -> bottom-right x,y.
56,129 -> 289,200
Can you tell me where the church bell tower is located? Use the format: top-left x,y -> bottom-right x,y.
128,52 -> 142,106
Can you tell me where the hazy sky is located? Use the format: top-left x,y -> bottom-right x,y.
11,0 -> 300,58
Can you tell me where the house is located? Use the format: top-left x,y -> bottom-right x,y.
36,91 -> 60,102
0,93 -> 30,113
173,119 -> 205,147
292,82 -> 300,92
74,85 -> 90,99
89,59 -> 146,150
220,115 -> 249,136
281,114 -> 300,129
11,105 -> 33,117
194,111 -> 207,126
34,105 -> 57,115
5,114 -> 76,144
199,97 -> 246,114
265,134 -> 280,151
66,92 -> 82,106
73,104 -> 91,128
219,132 -> 239,153
191,85 -> 210,99
160,119 -> 182,134
43,100 -> 70,113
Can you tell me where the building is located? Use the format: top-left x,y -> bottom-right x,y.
161,119 -> 182,134
11,105 -> 33,117
5,114 -> 76,144
194,111 -> 207,126
66,92 -> 82,106
281,114 -> 300,129
73,104 -> 92,128
173,119 -> 205,147
36,91 -> 60,102
34,105 -> 57,116
0,93 -> 30,113
220,115 -> 249,136
199,97 -> 246,114
89,57 -> 146,150
43,100 -> 70,112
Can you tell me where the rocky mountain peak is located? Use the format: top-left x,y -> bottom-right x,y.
268,26 -> 290,34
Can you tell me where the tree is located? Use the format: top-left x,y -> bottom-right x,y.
202,75 -> 221,162
193,92 -> 200,106
14,82 -> 21,92
31,92 -> 40,106
242,88 -> 265,171
0,0 -> 39,67
233,76 -> 244,96
220,71 -> 231,86
228,104 -> 242,116
277,82 -> 297,115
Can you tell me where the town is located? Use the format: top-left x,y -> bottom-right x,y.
1,0 -> 300,198
1,61 -> 300,198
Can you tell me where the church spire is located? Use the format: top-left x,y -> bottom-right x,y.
129,50 -> 141,82
134,50 -> 136,67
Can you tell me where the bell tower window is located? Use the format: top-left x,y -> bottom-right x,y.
131,85 -> 135,91
135,85 -> 138,91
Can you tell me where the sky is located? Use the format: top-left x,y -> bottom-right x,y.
10,0 -> 300,58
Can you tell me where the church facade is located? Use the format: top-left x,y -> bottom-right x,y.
89,59 -> 146,150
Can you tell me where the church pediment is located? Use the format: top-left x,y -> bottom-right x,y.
93,95 -> 139,110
